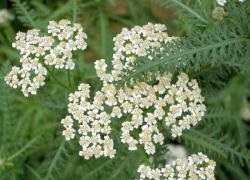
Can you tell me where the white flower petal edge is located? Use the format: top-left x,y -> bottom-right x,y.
138,152 -> 216,180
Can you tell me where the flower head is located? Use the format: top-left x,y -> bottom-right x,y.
138,152 -> 216,180
119,72 -> 206,154
95,23 -> 176,83
63,23 -> 206,158
47,19 -> 87,69
5,19 -> 87,96
62,83 -> 116,159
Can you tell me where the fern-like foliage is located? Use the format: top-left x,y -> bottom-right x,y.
11,0 -> 38,28
117,3 -> 250,86
11,0 -> 81,30
71,0 -> 80,23
203,107 -> 237,124
159,0 -> 210,25
183,127 -> 250,169
1,0 -> 250,179
119,29 -> 249,86
44,140 -> 67,180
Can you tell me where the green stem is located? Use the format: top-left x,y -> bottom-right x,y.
7,137 -> 38,161
83,159 -> 113,179
44,65 -> 71,91
84,75 -> 98,80
124,37 -> 249,82
137,146 -> 150,164
67,70 -> 72,87
168,0 -> 208,24
45,140 -> 66,180
189,64 -> 211,78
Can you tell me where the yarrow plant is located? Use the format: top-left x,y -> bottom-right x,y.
4,19 -> 87,96
46,20 -> 87,69
62,83 -> 116,159
94,23 -> 176,83
2,0 -> 249,179
137,152 -> 216,180
62,23 -> 207,161
119,72 -> 206,154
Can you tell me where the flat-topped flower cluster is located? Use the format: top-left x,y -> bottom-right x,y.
62,23 -> 206,159
120,72 -> 206,154
138,152 -> 216,180
4,16 -> 215,178
95,23 -> 176,83
5,19 -> 87,96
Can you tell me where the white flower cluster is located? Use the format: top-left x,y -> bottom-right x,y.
0,9 -> 13,25
46,20 -> 87,69
217,0 -> 245,6
119,72 -> 206,154
63,23 -> 206,158
61,83 -> 116,159
5,19 -> 87,96
95,23 -> 176,83
62,72 -> 205,157
4,57 -> 47,96
4,29 -> 50,96
138,152 -> 216,180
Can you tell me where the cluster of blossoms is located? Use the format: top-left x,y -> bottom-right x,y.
95,23 -> 176,83
46,20 -> 87,69
63,23 -> 206,159
138,152 -> 216,180
119,72 -> 206,154
62,71 -> 205,157
5,19 -> 87,96
61,83 -> 116,159
216,0 -> 245,6
4,30 -> 50,96
0,9 -> 13,25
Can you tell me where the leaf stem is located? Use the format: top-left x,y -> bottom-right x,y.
44,65 -> 71,91
45,140 -> 66,180
67,70 -> 72,87
13,0 -> 38,28
168,0 -> 208,24
123,37 -> 249,83
7,137 -> 38,161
